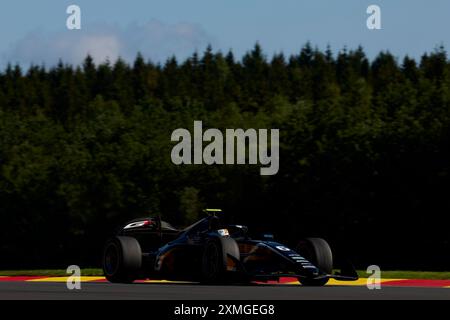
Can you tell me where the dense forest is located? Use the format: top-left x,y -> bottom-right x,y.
1,43 -> 449,270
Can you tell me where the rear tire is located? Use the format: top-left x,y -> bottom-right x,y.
296,238 -> 333,286
103,236 -> 142,283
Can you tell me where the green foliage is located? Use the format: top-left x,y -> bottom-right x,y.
0,44 -> 450,269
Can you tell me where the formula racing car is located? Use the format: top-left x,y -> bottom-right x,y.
102,209 -> 358,286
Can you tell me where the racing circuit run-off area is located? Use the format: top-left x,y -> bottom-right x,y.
1,276 -> 450,300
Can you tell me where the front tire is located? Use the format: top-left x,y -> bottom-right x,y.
103,236 -> 142,283
296,238 -> 333,286
201,240 -> 225,283
201,237 -> 240,284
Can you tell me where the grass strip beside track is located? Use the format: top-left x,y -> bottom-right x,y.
0,269 -> 103,276
356,270 -> 450,280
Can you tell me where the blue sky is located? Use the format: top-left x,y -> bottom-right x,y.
0,0 -> 449,68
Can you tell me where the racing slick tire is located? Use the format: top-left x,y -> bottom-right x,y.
201,237 -> 240,284
103,236 -> 142,283
296,237 -> 333,286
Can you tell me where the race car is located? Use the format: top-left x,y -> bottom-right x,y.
102,209 -> 358,286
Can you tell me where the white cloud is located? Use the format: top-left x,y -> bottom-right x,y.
3,20 -> 215,67
75,35 -> 122,63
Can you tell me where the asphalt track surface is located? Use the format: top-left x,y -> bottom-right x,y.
1,281 -> 450,300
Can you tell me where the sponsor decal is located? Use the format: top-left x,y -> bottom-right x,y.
124,220 -> 151,229
275,246 -> 291,252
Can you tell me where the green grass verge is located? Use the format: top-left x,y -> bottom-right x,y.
0,269 -> 103,277
1,269 -> 449,280
356,270 -> 450,280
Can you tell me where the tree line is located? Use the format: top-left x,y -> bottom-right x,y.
1,43 -> 449,270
